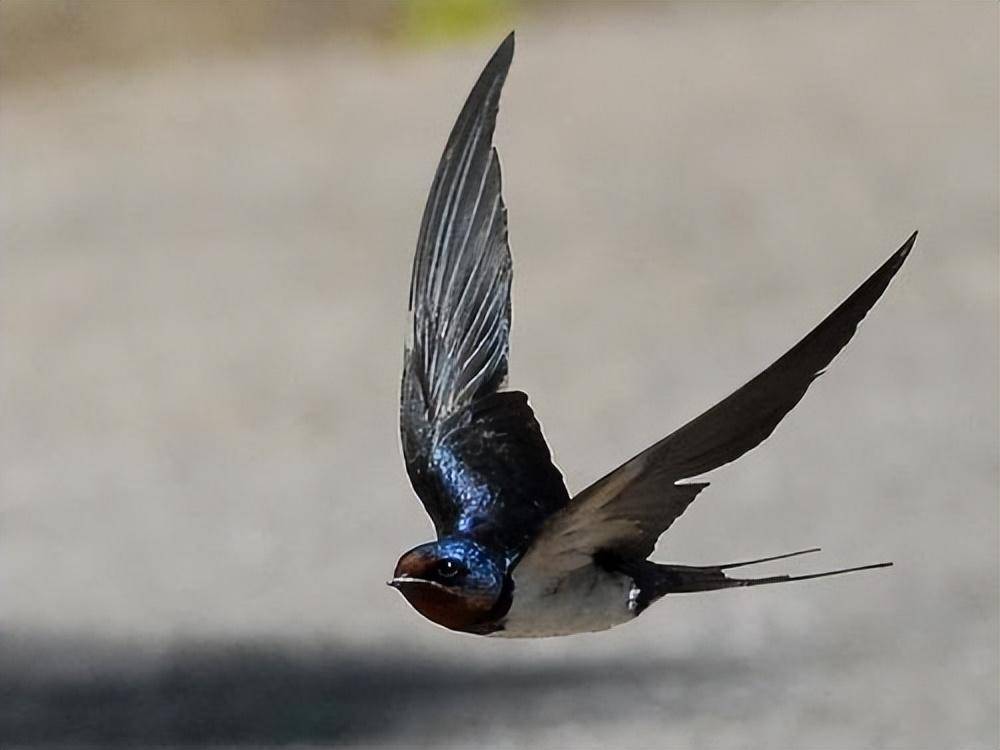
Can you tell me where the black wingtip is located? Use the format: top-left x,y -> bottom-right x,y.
457,30 -> 514,126
489,31 -> 515,75
888,230 -> 918,267
871,230 -> 917,282
898,229 -> 918,258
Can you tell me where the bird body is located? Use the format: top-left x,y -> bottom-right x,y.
497,557 -> 634,638
389,32 -> 913,638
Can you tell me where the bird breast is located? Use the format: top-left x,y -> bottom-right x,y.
492,562 -> 637,638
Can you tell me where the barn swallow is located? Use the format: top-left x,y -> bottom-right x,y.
390,32 -> 914,637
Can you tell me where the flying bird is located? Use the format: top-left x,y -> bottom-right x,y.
389,32 -> 914,637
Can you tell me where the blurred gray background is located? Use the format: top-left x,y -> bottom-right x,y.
2,1 -> 997,747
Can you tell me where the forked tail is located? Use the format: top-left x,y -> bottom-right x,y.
618,548 -> 892,612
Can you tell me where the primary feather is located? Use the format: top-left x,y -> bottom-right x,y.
516,232 -> 916,582
400,33 -> 570,558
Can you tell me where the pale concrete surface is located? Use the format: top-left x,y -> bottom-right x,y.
2,3 -> 997,748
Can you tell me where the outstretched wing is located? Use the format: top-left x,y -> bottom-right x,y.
401,33 -> 570,555
517,232 -> 916,578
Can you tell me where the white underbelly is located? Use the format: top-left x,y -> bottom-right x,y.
491,564 -> 636,638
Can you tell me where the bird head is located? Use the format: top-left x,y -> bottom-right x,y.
389,538 -> 506,632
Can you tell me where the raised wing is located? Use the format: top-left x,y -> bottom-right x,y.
401,33 -> 570,556
518,232 -> 916,578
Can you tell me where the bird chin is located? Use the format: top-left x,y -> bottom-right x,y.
389,577 -> 495,632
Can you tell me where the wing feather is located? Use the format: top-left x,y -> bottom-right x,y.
401,36 -> 515,529
400,34 -> 570,550
518,232 -> 916,578
406,34 -> 515,425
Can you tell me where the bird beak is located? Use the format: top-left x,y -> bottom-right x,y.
387,576 -> 418,588
387,575 -> 448,592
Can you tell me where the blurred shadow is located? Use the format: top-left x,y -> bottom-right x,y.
0,633 -> 754,745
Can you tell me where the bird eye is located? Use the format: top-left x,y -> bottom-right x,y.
436,559 -> 464,579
